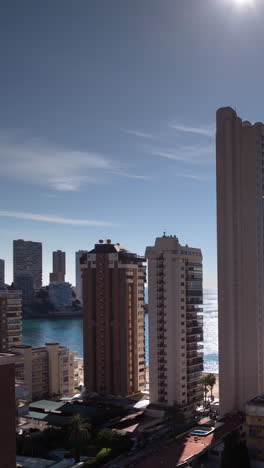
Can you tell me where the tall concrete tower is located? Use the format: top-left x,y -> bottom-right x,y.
217,107 -> 264,414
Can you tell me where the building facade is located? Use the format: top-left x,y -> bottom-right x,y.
49,282 -> 72,312
0,354 -> 16,468
15,272 -> 34,306
50,250 -> 66,283
75,250 -> 88,303
0,290 -> 22,351
12,343 -> 75,400
145,235 -> 203,414
0,259 -> 4,287
13,239 -> 42,290
216,107 -> 264,415
245,395 -> 264,463
81,240 -> 146,396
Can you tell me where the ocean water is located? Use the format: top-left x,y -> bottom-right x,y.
22,289 -> 218,372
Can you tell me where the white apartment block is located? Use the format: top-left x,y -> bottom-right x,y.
12,343 -> 75,400
146,235 -> 203,415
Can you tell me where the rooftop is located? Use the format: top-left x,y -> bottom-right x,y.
135,413 -> 244,467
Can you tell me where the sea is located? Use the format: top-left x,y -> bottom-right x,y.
22,288 -> 218,373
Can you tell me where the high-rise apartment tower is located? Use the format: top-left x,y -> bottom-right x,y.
50,250 -> 66,282
0,290 -> 22,351
0,259 -> 4,287
75,250 -> 88,303
217,107 -> 264,414
146,235 -> 203,415
13,239 -> 42,290
81,240 -> 146,396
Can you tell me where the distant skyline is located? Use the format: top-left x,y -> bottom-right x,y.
1,0 -> 263,287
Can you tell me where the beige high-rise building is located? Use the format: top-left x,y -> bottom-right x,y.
145,235 -> 203,415
0,290 -> 22,351
216,107 -> 264,415
12,343 -> 75,400
13,239 -> 42,289
81,240 -> 146,396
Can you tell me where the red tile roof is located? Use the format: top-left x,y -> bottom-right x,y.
134,413 -> 244,467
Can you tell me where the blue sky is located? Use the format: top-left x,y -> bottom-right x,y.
0,0 -> 263,287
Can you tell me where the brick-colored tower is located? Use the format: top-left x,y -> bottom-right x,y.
81,241 -> 146,396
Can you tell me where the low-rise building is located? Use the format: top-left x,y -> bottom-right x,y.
245,394 -> 264,463
0,290 -> 22,351
48,282 -> 72,313
11,343 -> 75,400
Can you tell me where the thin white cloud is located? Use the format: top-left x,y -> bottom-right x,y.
122,129 -> 153,139
0,210 -> 114,226
0,132 -> 146,191
175,173 -> 211,182
148,144 -> 214,165
169,122 -> 214,137
111,171 -> 149,180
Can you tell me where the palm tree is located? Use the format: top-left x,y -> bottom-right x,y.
207,373 -> 216,401
68,414 -> 91,462
202,373 -> 216,405
202,373 -> 216,402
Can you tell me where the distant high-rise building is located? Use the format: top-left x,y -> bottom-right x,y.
49,282 -> 72,313
0,290 -> 22,351
15,272 -> 34,306
217,107 -> 264,414
0,259 -> 4,287
145,235 -> 203,415
81,240 -> 146,396
13,239 -> 42,290
0,353 -> 16,468
75,250 -> 88,303
50,250 -> 66,282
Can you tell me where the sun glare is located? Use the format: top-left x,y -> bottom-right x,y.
233,0 -> 254,5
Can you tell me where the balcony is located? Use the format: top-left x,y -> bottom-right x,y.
187,363 -> 203,373
187,356 -> 203,365
187,326 -> 203,336
186,342 -> 204,352
187,372 -> 202,383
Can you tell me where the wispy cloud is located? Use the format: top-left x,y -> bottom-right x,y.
175,173 -> 211,182
147,144 -> 214,165
122,129 -> 153,139
0,210 -> 114,226
111,171 -> 149,180
0,132 -> 147,191
169,122 -> 214,137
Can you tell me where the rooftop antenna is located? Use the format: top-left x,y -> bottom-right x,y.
163,229 -> 167,237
